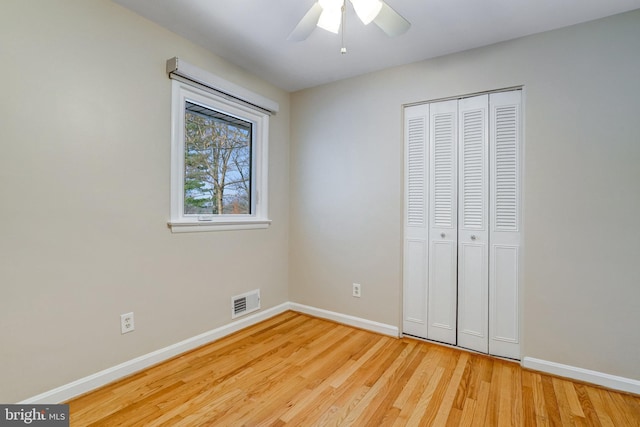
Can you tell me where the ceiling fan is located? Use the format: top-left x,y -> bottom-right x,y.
288,0 -> 411,44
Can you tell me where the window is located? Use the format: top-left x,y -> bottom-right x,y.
184,101 -> 252,215
168,79 -> 271,232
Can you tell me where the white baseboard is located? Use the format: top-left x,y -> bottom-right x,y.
288,303 -> 400,337
20,302 -> 399,404
522,357 -> 640,395
19,302 -> 291,404
22,305 -> 638,404
24,304 -> 637,403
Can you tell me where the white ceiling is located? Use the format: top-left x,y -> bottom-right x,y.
113,0 -> 640,92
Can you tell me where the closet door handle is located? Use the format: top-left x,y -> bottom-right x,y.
440,233 -> 446,238
470,235 -> 477,240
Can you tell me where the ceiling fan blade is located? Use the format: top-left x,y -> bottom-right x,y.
373,2 -> 410,37
287,2 -> 323,41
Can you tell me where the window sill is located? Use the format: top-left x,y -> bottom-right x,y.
168,219 -> 272,233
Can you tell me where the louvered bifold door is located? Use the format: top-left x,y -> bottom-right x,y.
427,100 -> 458,345
457,95 -> 489,353
403,105 -> 429,338
489,90 -> 522,359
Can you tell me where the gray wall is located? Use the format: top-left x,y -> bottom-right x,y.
0,1 -> 290,402
290,10 -> 640,380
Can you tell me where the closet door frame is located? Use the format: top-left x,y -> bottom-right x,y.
402,87 -> 524,361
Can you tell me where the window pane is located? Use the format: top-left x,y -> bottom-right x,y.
184,101 -> 252,215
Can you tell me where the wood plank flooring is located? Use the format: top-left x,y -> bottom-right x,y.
67,311 -> 640,426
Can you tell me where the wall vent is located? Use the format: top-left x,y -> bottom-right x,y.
232,289 -> 261,319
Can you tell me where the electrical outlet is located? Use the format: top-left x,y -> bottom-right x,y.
352,283 -> 361,298
120,312 -> 135,334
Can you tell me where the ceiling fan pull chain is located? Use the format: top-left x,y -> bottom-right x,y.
341,0 -> 347,54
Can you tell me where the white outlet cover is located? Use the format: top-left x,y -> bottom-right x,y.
353,283 -> 361,297
121,312 -> 135,334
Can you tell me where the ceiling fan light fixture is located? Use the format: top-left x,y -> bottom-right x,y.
288,0 -> 410,46
350,0 -> 382,25
317,0 -> 343,34
317,9 -> 342,33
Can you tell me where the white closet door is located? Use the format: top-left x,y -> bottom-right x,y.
457,95 -> 489,353
403,105 -> 429,338
489,90 -> 522,359
427,100 -> 458,344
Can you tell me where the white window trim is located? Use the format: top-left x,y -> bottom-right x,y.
168,79 -> 271,233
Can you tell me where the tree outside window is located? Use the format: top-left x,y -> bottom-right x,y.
184,101 -> 252,215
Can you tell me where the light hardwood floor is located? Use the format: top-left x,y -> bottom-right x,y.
68,311 -> 640,426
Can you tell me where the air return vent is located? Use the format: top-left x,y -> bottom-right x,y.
232,289 -> 261,319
